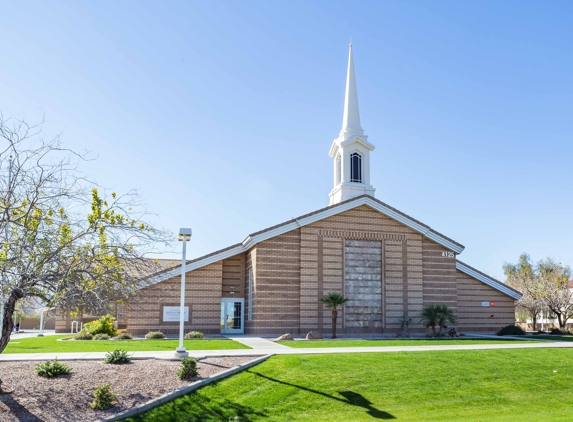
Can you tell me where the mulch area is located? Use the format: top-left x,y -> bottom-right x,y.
0,356 -> 256,421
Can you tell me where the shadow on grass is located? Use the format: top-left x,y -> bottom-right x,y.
135,396 -> 267,422
248,371 -> 395,420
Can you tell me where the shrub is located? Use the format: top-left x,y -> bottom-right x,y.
103,349 -> 131,364
91,383 -> 117,410
35,359 -> 72,378
177,357 -> 198,380
185,331 -> 204,339
145,331 -> 165,339
497,325 -> 526,336
550,328 -> 564,335
115,333 -> 132,340
75,333 -> 93,341
81,314 -> 118,337
94,333 -> 110,340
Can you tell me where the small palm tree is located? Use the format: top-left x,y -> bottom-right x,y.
436,304 -> 457,332
319,292 -> 349,339
421,304 -> 441,335
421,304 -> 457,336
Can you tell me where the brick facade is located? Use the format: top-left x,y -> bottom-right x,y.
55,202 -> 517,335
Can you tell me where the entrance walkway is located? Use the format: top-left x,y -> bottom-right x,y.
223,335 -> 290,350
2,337 -> 573,362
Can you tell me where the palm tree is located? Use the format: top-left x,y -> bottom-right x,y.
421,304 -> 457,336
421,304 -> 440,335
436,304 -> 457,332
319,292 -> 349,339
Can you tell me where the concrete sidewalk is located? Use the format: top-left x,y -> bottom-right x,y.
2,339 -> 573,362
223,335 -> 290,350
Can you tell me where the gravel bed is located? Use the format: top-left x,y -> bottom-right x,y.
0,356 -> 256,421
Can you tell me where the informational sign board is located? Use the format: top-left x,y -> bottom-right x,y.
481,302 -> 496,307
163,306 -> 189,322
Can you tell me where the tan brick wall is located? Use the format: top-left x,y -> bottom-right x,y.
297,205 -> 426,336
248,230 -> 301,335
222,255 -> 244,298
456,269 -> 516,332
127,262 -> 223,335
125,203 -> 516,336
422,237 -> 458,333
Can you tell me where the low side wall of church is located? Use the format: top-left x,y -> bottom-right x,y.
127,262 -> 223,336
456,270 -> 515,332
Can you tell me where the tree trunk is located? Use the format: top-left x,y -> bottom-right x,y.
0,290 -> 20,392
531,311 -> 537,331
431,323 -> 436,336
557,313 -> 565,329
331,309 -> 338,339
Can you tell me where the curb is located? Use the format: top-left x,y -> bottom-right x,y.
97,354 -> 273,422
0,353 -> 265,362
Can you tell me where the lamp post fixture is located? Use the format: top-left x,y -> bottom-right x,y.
38,308 -> 45,337
175,228 -> 192,359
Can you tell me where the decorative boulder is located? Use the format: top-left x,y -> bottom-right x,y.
306,331 -> 323,340
274,333 -> 294,341
395,329 -> 410,339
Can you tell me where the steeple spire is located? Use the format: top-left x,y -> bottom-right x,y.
329,42 -> 376,205
341,42 -> 363,134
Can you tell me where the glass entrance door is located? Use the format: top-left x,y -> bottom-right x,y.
220,298 -> 244,334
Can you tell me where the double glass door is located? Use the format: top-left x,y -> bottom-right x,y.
220,298 -> 244,334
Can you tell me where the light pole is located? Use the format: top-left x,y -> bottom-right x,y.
38,308 -> 45,337
175,228 -> 192,359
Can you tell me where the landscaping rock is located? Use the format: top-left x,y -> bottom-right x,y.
395,329 -> 410,338
274,333 -> 294,341
306,331 -> 323,340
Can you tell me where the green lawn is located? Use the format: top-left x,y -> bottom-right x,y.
532,335 -> 573,342
3,335 -> 250,353
127,349 -> 573,421
276,338 -> 541,348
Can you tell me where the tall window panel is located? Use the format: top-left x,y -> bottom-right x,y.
336,154 -> 342,185
247,267 -> 253,321
350,152 -> 362,183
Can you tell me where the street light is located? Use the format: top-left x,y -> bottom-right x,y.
175,228 -> 192,359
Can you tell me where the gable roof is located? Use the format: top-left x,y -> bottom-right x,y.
456,260 -> 522,300
150,194 -> 465,286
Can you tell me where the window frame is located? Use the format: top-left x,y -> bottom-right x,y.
350,152 -> 362,183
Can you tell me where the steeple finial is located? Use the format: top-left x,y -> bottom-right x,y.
341,42 -> 362,133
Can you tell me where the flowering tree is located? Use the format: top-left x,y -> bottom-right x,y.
505,253 -> 572,330
0,116 -> 170,391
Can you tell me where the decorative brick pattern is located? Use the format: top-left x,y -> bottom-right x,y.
88,203 -> 518,337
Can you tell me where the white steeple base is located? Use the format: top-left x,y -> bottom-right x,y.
329,182 -> 376,205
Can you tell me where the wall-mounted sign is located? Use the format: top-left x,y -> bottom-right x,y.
482,302 -> 490,307
163,306 -> 189,322
441,251 -> 455,258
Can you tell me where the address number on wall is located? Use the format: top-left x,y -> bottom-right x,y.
441,251 -> 455,258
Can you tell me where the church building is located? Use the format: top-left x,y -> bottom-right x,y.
57,45 -> 521,336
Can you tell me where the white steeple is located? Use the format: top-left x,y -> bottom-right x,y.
341,43 -> 362,134
329,43 -> 376,205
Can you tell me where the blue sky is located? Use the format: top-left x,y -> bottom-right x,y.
1,1 -> 572,280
